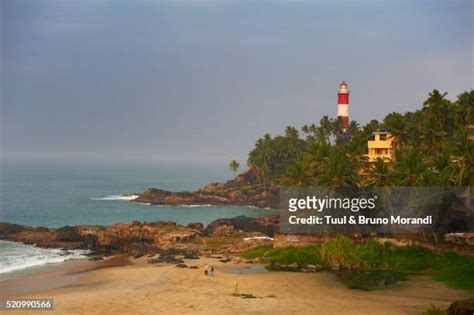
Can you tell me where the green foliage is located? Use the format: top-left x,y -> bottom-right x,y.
419,305 -> 447,315
337,270 -> 403,291
241,245 -> 273,259
245,89 -> 474,187
320,236 -> 385,270
229,160 -> 240,174
241,237 -> 474,291
267,245 -> 323,267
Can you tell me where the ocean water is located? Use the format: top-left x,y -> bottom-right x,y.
0,160 -> 273,275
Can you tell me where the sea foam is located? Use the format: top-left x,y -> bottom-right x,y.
91,194 -> 139,201
0,240 -> 90,274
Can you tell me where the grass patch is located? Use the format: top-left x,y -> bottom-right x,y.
337,270 -> 404,291
419,305 -> 447,315
241,245 -> 273,259
267,245 -> 323,267
204,236 -> 240,250
240,236 -> 474,292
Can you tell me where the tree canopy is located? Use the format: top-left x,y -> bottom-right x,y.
246,89 -> 474,187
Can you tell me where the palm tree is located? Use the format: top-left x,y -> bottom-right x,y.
419,115 -> 447,153
455,90 -> 474,125
317,150 -> 359,187
446,128 -> 474,186
383,112 -> 408,148
423,89 -> 450,130
367,158 -> 391,186
281,162 -> 312,186
392,149 -> 429,186
285,126 -> 299,139
229,160 -> 240,176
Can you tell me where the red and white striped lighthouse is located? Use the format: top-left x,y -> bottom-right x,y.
337,81 -> 350,131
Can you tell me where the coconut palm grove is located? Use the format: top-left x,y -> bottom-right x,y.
242,89 -> 473,188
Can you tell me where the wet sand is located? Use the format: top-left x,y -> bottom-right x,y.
0,256 -> 469,315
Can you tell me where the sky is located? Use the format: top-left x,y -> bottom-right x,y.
1,0 -> 473,164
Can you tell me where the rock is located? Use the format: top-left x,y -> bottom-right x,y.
83,233 -> 98,250
189,266 -> 199,269
232,258 -> 242,264
212,224 -> 235,237
187,222 -> 204,233
301,264 -> 322,272
184,254 -> 200,260
88,255 -> 104,261
0,222 -> 27,236
210,255 -> 223,259
205,216 -> 278,237
175,263 -> 188,268
448,298 -> 474,315
219,258 -> 232,263
0,221 -> 201,256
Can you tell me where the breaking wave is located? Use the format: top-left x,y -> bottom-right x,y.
91,194 -> 139,201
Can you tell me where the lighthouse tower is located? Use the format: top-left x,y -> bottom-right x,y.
337,81 -> 350,131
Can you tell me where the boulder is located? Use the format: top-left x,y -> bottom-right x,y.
448,299 -> 474,315
205,216 -> 278,237
187,222 -> 204,233
55,226 -> 82,242
175,263 -> 188,268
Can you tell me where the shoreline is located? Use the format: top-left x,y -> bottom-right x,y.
1,255 -> 469,314
0,255 -> 131,298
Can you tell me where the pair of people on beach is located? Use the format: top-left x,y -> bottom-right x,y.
204,263 -> 215,277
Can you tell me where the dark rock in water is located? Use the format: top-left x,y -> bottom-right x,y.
184,254 -> 200,260
83,234 -> 98,250
448,298 -> 474,315
131,171 -> 280,209
175,263 -> 188,268
0,222 -> 25,236
219,259 -> 232,263
189,266 -> 199,269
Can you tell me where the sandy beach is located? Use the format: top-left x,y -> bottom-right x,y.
1,256 -> 469,315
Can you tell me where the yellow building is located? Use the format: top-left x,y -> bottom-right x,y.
367,131 -> 395,162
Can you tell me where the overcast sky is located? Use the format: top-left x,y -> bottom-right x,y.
1,0 -> 472,164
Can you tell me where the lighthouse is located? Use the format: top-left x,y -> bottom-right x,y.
337,81 -> 350,131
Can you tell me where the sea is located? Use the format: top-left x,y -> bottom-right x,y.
0,160 -> 273,277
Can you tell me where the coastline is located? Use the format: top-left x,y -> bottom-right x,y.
1,255 -> 468,314
0,255 -> 131,298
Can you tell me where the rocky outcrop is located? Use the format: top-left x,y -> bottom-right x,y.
131,170 -> 280,209
205,215 -> 279,237
186,222 -> 204,233
0,221 -> 201,256
132,188 -> 230,206
0,215 -> 279,256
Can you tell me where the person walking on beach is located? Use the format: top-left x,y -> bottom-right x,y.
204,263 -> 209,276
210,266 -> 215,277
